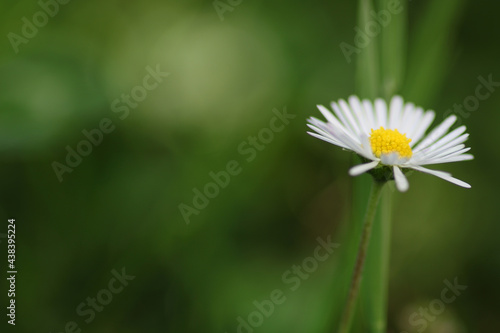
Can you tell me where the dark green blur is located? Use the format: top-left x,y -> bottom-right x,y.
0,0 -> 498,332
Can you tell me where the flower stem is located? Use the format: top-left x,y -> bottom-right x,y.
338,180 -> 385,333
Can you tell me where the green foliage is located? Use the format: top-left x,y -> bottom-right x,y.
0,0 -> 497,332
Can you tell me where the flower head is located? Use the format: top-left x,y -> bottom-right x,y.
307,96 -> 473,192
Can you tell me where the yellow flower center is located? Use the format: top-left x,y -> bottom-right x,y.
369,127 -> 412,158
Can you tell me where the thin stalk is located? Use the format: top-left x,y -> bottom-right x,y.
361,186 -> 392,333
338,180 -> 385,333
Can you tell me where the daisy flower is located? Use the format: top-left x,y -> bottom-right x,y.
307,95 -> 473,192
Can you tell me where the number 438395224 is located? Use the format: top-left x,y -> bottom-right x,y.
7,219 -> 15,269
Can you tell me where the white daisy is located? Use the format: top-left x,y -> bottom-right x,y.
307,95 -> 473,192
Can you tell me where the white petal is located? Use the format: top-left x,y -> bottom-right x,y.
393,166 -> 409,192
432,133 -> 469,155
425,154 -> 474,164
317,105 -> 342,128
331,102 -> 357,138
420,150 -> 474,165
307,118 -> 340,137
410,165 -> 471,188
307,130 -> 348,149
375,98 -> 388,128
389,96 -> 403,129
362,99 -> 377,131
348,96 -> 370,134
422,126 -> 467,154
413,115 -> 457,152
307,119 -> 334,137
414,136 -> 471,163
409,109 -> 435,147
306,124 -> 341,141
306,121 -> 349,148
399,102 -> 416,134
429,145 -> 468,160
336,131 -> 373,159
413,144 -> 466,163
349,160 -> 379,176
339,99 -> 362,135
409,165 -> 451,177
360,134 -> 375,159
381,152 -> 398,165
308,119 -> 371,159
404,106 -> 422,138
307,117 -> 360,146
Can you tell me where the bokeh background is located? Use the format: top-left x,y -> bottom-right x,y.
0,0 -> 499,332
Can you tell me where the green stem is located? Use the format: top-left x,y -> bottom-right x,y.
338,180 -> 385,333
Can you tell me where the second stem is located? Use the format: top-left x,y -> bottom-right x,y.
338,180 -> 386,333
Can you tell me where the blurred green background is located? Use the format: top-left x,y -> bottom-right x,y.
0,0 -> 498,332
